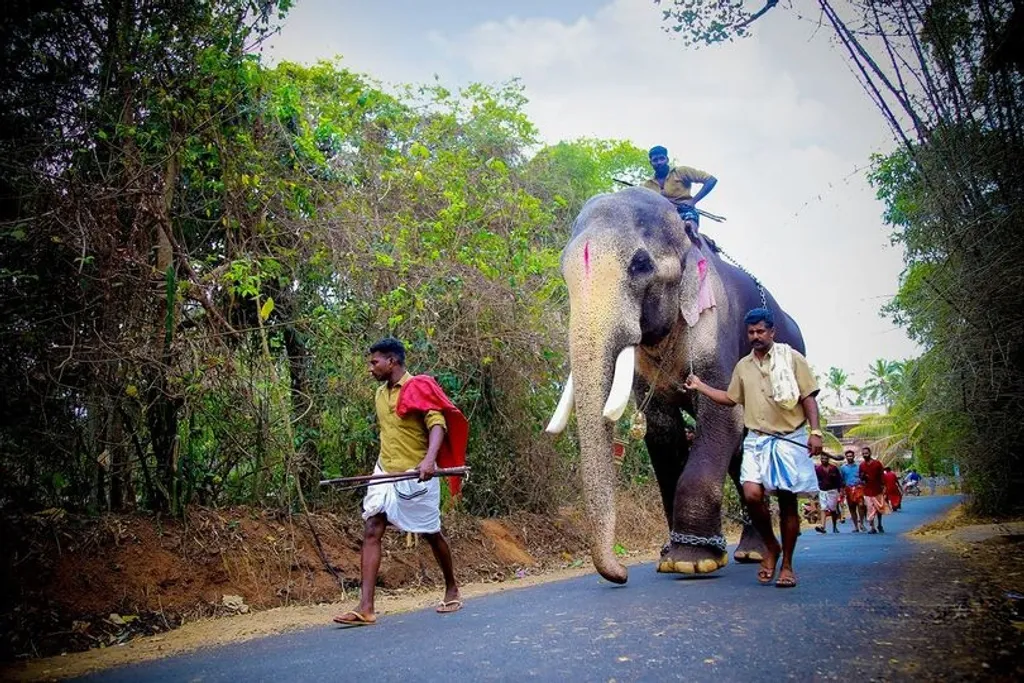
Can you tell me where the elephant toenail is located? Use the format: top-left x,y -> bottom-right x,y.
674,561 -> 696,574
697,559 -> 719,573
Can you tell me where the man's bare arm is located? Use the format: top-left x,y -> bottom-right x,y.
417,425 -> 445,480
685,374 -> 737,407
690,176 -> 717,205
802,393 -> 823,455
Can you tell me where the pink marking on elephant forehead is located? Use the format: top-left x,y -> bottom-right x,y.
583,241 -> 590,275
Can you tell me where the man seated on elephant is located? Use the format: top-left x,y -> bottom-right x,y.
643,145 -> 717,227
685,307 -> 823,588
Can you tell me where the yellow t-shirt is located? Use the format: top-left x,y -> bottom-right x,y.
642,166 -> 713,206
726,345 -> 819,434
375,372 -> 447,473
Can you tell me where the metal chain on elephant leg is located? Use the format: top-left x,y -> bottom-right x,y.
723,509 -> 753,527
667,531 -> 728,553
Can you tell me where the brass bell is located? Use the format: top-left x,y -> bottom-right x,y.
628,411 -> 647,440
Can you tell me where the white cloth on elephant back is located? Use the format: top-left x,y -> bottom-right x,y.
739,425 -> 820,497
362,462 -> 441,533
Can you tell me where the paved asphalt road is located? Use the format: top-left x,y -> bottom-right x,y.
79,496 -> 959,682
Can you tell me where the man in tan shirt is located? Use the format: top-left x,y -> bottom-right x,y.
643,145 -> 717,226
686,308 -> 823,589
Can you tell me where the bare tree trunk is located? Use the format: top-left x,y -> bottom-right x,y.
284,321 -> 321,497
147,148 -> 182,512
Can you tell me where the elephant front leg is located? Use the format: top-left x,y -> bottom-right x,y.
728,445 -> 768,564
657,404 -> 741,576
641,395 -> 688,530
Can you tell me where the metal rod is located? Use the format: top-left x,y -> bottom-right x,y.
612,178 -> 727,222
319,466 -> 470,487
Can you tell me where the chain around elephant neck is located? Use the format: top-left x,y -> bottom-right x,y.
715,245 -> 767,309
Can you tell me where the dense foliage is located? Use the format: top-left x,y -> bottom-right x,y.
659,0 -> 1024,514
0,1 -> 651,516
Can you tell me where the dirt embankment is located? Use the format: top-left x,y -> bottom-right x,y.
894,506 -> 1024,680
1,488 -> 669,665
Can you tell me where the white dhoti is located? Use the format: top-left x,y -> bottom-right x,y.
740,425 -> 820,497
362,463 -> 441,533
818,489 -> 840,512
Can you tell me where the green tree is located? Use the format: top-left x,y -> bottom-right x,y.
859,359 -> 905,408
824,366 -> 852,407
525,138 -> 650,229
657,0 -> 1024,512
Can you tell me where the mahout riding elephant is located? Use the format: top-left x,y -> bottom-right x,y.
546,187 -> 805,584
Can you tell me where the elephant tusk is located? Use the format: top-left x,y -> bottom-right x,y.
602,346 -> 635,422
545,373 -> 575,434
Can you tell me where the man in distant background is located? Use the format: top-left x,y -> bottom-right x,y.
859,446 -> 887,534
839,450 -> 865,532
815,453 -> 844,533
644,145 -> 717,226
883,466 -> 903,511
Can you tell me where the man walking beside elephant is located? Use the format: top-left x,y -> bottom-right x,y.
685,308 -> 823,588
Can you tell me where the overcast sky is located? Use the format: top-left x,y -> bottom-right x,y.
265,0 -> 921,399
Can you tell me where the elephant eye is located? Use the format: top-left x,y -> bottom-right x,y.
628,249 -> 654,277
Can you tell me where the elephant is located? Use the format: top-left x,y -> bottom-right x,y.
545,187 -> 806,585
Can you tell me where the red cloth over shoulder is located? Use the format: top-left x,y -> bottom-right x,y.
396,375 -> 469,497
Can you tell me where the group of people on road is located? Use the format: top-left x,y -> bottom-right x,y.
811,447 -> 907,535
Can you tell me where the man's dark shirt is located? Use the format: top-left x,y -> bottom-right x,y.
815,464 -> 843,491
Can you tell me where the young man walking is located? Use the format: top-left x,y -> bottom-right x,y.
333,338 -> 468,626
815,454 -> 844,533
859,446 -> 887,534
839,449 -> 865,532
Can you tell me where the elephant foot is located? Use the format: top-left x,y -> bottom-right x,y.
656,541 -> 728,575
734,524 -> 768,564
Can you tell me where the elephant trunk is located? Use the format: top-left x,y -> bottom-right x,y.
568,327 -> 636,585
553,233 -> 642,584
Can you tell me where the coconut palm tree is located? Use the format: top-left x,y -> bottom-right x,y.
859,359 -> 906,407
825,366 -> 851,407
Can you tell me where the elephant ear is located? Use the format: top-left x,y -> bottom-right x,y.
679,242 -> 714,327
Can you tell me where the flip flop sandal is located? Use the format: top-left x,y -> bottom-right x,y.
775,575 -> 797,588
436,599 -> 463,614
757,559 -> 778,585
332,610 -> 376,627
